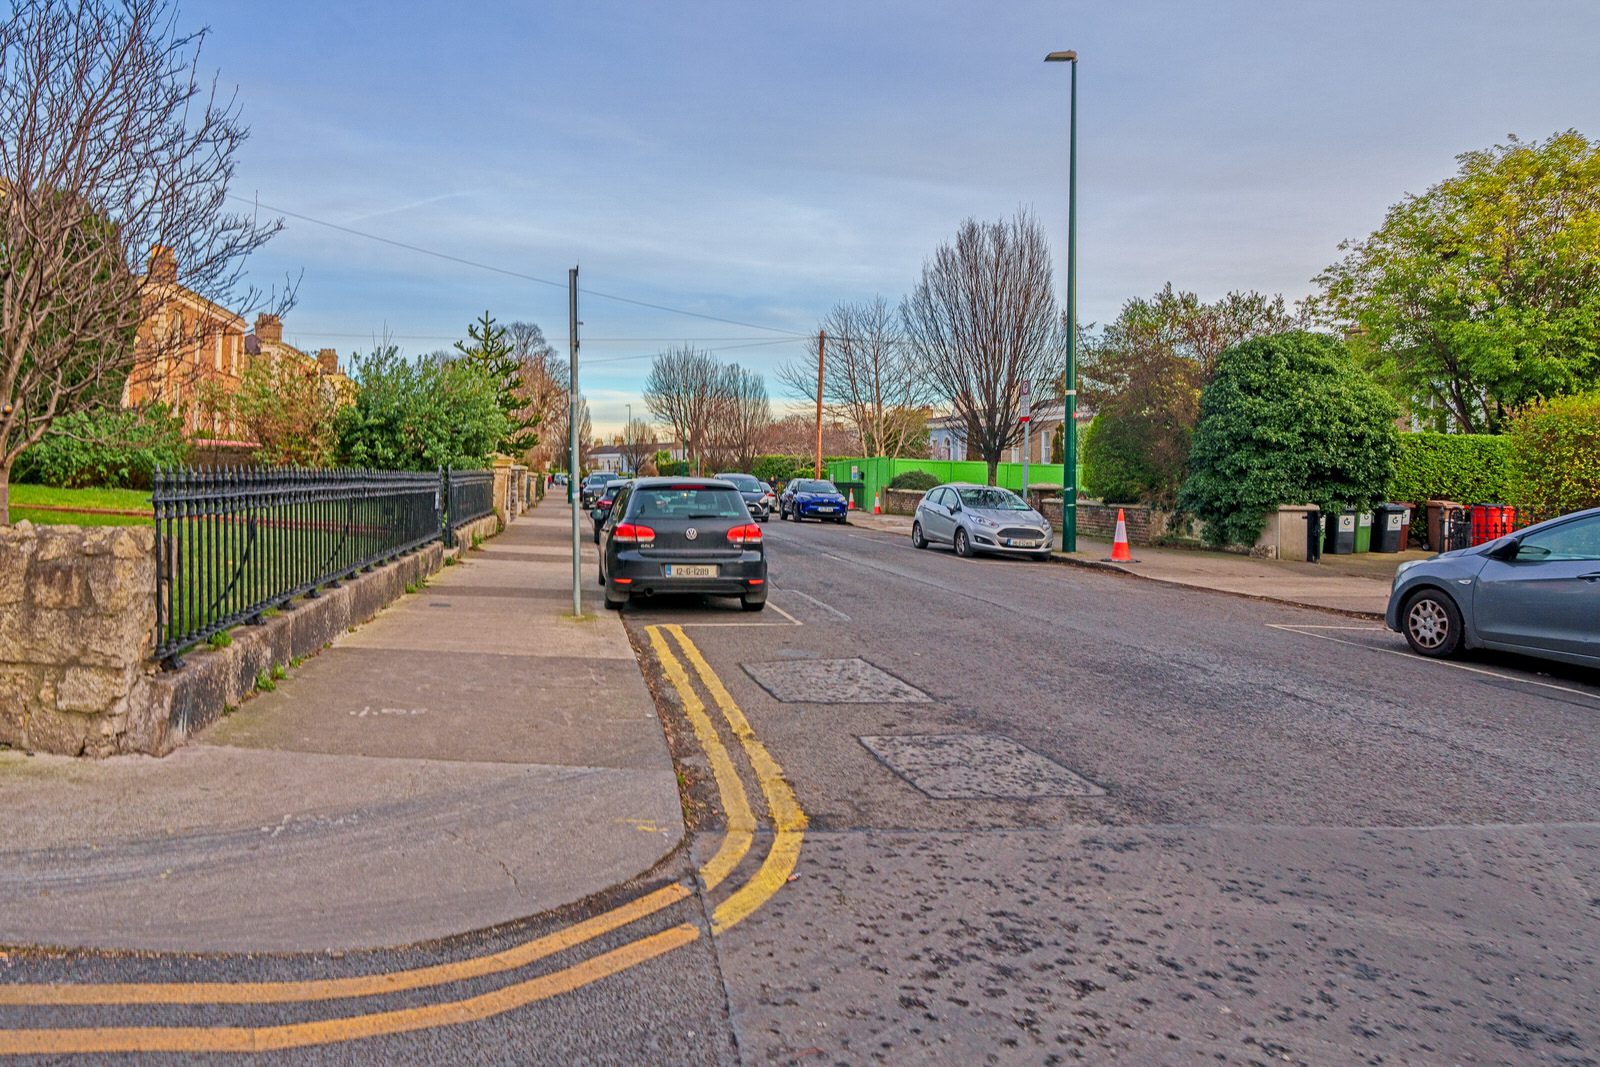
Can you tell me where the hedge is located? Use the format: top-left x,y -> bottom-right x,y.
887,469 -> 938,491
1387,432 -> 1510,506
1505,391 -> 1600,522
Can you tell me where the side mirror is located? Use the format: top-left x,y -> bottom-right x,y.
950,502 -> 961,513
1487,537 -> 1520,560
590,507 -> 605,522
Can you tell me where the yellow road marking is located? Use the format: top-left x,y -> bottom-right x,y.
646,625 -> 755,891
0,885 -> 689,1007
0,925 -> 698,1055
663,625 -> 807,932
0,624 -> 797,1053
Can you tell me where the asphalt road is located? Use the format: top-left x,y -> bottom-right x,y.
3,515 -> 1597,1064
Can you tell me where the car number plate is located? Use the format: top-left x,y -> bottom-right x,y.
817,506 -> 835,512
665,564 -> 718,578
1005,537 -> 1041,547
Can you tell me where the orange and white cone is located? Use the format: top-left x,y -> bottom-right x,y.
873,492 -> 882,515
848,490 -> 857,510
1107,508 -> 1134,562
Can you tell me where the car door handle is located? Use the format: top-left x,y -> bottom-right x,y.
1580,572 -> 1600,582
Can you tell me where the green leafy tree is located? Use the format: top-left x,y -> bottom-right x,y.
454,311 -> 537,454
334,344 -> 508,471
1504,391 -> 1600,522
1079,284 -> 1302,506
1081,413 -> 1161,503
1178,332 -> 1400,547
1313,131 -> 1600,433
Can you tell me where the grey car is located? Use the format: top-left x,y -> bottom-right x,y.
911,483 -> 1054,560
1386,505 -> 1600,668
714,472 -> 775,522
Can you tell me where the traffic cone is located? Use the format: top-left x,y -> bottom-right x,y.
848,489 -> 857,510
873,492 -> 882,515
1107,508 -> 1134,562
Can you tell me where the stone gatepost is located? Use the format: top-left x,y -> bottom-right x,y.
490,455 -> 514,527
0,523 -> 164,756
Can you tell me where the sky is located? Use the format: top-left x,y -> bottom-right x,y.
188,0 -> 1600,438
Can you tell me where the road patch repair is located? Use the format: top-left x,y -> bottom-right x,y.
742,657 -> 932,703
859,733 -> 1106,800
0,616 -> 806,1054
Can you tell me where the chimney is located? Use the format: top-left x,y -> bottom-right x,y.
148,245 -> 177,284
254,314 -> 282,345
317,348 -> 339,374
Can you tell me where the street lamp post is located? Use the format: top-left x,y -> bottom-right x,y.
1045,49 -> 1078,553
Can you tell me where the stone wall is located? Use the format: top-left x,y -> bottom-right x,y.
1031,498 -> 1175,544
883,488 -> 923,516
0,524 -> 160,757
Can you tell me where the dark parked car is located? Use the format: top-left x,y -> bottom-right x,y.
715,472 -> 776,522
1386,505 -> 1600,667
596,478 -> 767,612
779,478 -> 849,523
912,483 -> 1053,559
580,472 -> 614,509
589,478 -> 631,543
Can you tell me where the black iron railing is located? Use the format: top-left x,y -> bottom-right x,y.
444,467 -> 495,545
152,467 -> 446,666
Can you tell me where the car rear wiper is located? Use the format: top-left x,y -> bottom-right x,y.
685,513 -> 729,519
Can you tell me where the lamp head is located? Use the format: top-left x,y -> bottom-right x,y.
1044,50 -> 1077,63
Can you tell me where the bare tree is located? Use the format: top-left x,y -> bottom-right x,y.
705,364 -> 771,471
619,417 -> 657,474
902,212 -> 1061,485
505,320 -> 566,467
0,0 -> 287,522
543,392 -> 591,474
643,345 -> 726,475
778,298 -> 932,457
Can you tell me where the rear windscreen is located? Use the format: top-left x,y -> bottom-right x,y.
630,488 -> 748,520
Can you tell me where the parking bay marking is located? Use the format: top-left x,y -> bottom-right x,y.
0,633 -> 807,1053
1268,623 -> 1600,702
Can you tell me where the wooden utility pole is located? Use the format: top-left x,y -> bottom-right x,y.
813,330 -> 826,479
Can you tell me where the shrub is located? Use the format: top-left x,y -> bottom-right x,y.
1178,332 -> 1400,547
1505,391 -> 1600,522
888,469 -> 938,491
1081,412 -> 1163,504
14,404 -> 188,488
657,460 -> 691,476
751,454 -> 805,484
1387,432 -> 1510,505
334,345 -> 507,471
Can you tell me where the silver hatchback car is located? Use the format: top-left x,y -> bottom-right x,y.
912,483 -> 1054,560
1386,505 -> 1600,668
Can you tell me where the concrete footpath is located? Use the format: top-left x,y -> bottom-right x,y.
849,510 -> 1426,617
0,500 -> 683,953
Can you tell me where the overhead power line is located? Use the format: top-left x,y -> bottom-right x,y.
232,195 -> 812,337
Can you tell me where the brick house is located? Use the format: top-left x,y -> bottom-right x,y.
120,247 -> 247,438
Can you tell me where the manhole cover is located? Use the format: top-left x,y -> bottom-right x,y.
858,733 -> 1104,799
743,658 -> 930,704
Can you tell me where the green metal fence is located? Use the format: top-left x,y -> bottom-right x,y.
824,458 -> 1083,511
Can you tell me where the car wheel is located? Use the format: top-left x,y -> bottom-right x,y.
1402,589 -> 1462,657
834,516 -> 847,524
741,596 -> 767,612
911,521 -> 928,549
604,584 -> 628,611
1033,550 -> 1053,562
954,528 -> 973,558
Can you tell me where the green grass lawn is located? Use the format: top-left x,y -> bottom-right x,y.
9,484 -> 152,512
8,485 -> 151,527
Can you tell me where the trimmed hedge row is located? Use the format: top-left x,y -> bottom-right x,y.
1506,392 -> 1600,522
1387,432 -> 1511,505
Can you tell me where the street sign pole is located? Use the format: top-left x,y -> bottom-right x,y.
1020,380 -> 1031,499
568,266 -> 581,617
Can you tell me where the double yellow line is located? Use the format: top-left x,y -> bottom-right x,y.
0,625 -> 803,1055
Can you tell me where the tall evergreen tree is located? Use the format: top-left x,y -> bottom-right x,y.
454,311 -> 538,453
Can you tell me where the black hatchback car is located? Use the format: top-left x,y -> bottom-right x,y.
596,478 -> 767,612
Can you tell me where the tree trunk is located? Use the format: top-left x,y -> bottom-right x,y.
0,461 -> 10,525
985,454 -> 999,487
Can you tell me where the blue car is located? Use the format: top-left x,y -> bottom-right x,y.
779,478 -> 850,523
1386,505 -> 1600,668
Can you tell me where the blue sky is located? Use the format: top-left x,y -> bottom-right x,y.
191,0 -> 1600,436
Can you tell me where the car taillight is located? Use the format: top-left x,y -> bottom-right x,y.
613,523 -> 655,545
727,523 -> 763,545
